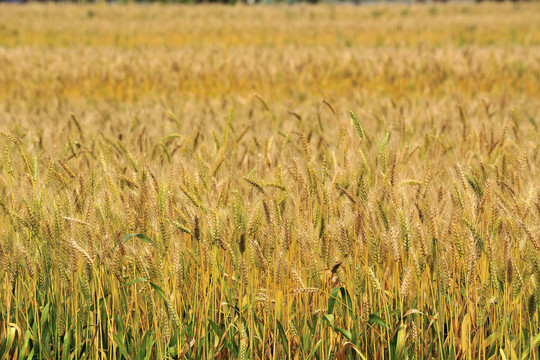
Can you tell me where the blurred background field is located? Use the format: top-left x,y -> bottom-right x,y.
0,3 -> 539,359
1,3 -> 538,112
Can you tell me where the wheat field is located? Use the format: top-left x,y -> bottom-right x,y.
0,2 -> 539,359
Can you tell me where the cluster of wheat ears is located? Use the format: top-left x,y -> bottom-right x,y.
1,3 -> 539,359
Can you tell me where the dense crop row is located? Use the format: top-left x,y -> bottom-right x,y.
0,3 -> 539,359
